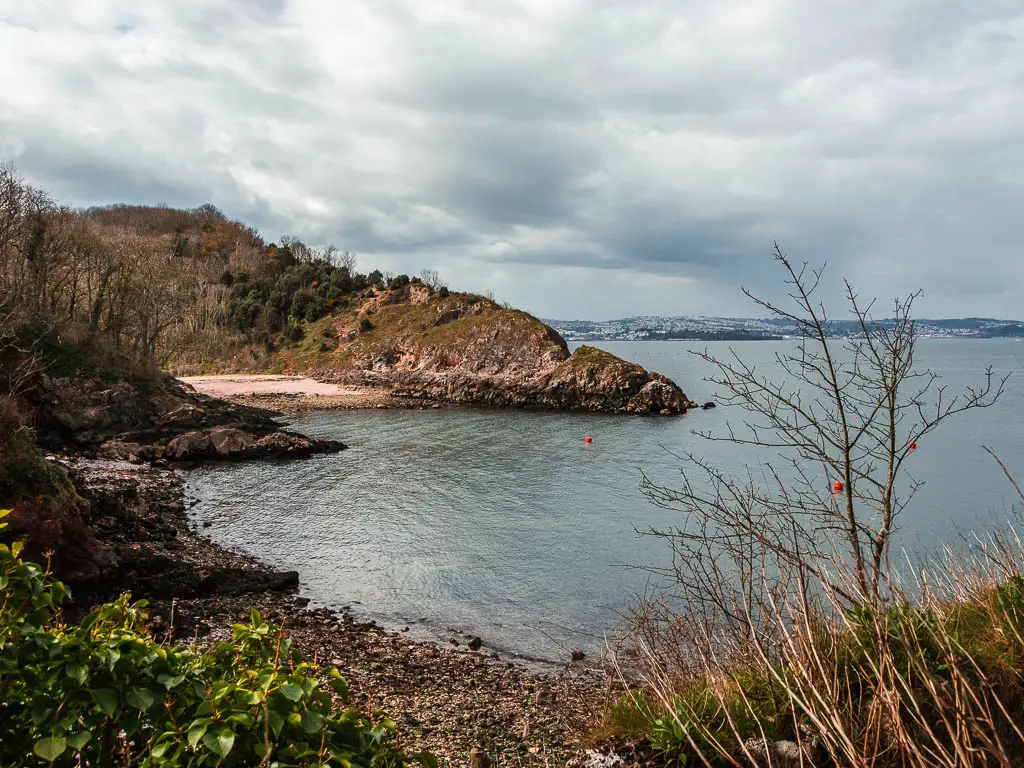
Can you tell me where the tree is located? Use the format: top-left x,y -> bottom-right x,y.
641,243 -> 1006,630
420,268 -> 446,291
338,250 -> 358,273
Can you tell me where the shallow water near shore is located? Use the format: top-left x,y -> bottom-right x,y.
186,339 -> 1024,661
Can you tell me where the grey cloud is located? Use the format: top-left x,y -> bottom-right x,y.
1,0 -> 1023,318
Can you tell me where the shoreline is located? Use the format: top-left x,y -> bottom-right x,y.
67,456 -> 606,766
181,375 -> 432,413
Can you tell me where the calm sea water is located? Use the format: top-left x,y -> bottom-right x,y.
186,339 -> 1024,661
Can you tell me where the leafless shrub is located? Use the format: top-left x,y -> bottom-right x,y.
617,244 -> 1018,766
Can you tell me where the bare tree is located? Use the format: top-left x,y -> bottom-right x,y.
420,268 -> 446,291
641,243 -> 1007,624
340,250 -> 358,273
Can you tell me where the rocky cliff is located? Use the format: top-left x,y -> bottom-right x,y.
285,286 -> 689,414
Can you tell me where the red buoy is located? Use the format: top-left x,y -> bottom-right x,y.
585,436 -> 593,444
834,480 -> 844,492
909,442 -> 917,451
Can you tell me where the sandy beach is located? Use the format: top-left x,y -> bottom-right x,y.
180,374 -> 409,412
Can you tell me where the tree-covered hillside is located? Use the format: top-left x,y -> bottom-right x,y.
0,163 -> 447,377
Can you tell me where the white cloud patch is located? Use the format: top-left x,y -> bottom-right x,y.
1,0 -> 1023,318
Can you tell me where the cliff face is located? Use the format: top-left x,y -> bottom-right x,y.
292,286 -> 688,414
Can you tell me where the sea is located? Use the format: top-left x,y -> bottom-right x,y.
185,339 -> 1024,663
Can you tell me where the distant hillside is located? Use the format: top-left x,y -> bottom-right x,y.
546,315 -> 1024,342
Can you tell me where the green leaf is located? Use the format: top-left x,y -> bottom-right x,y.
65,663 -> 87,684
228,711 -> 254,728
279,682 -> 303,701
301,711 -> 325,733
66,731 -> 93,750
157,673 -> 185,690
218,728 -> 236,758
91,688 -> 119,717
329,674 -> 349,701
34,736 -> 67,762
31,702 -> 54,726
151,741 -> 171,758
127,687 -> 156,710
203,728 -> 236,757
187,723 -> 209,750
267,708 -> 286,737
250,607 -> 263,627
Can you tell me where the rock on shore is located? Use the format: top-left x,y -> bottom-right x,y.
24,372 -> 345,461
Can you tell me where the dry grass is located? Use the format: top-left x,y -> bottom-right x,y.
606,523 -> 1024,767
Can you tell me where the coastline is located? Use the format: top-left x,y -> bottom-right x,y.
67,456 -> 605,766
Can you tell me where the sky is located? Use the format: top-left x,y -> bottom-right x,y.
1,1 -> 1023,320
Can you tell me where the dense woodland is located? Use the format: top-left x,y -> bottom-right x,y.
0,163 -> 446,380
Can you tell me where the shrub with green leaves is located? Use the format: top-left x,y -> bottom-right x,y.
0,535 -> 434,767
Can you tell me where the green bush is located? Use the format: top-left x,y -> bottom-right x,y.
645,674 -> 794,767
0,539 -> 434,767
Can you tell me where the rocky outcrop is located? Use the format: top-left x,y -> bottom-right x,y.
309,291 -> 689,414
66,460 -> 304,603
23,372 -> 345,461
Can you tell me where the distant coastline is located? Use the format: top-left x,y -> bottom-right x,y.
547,316 -> 1024,342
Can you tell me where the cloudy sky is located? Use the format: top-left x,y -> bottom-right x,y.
2,1 -> 1023,319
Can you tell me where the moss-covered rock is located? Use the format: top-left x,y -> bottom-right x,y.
0,398 -> 112,581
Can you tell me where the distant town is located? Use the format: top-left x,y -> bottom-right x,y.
545,316 -> 1024,342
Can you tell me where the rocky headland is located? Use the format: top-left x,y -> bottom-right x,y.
256,285 -> 691,415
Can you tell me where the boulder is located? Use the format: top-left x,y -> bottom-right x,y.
209,427 -> 256,456
164,430 -> 212,460
253,431 -> 313,457
155,403 -> 206,427
97,440 -> 149,462
738,738 -> 816,767
2,494 -> 114,583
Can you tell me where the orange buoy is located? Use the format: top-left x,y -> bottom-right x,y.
585,436 -> 593,444
833,480 -> 844,492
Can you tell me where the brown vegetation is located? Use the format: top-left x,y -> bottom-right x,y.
603,245 -> 1018,766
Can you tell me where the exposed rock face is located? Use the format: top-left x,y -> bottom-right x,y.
2,492 -> 113,582
311,292 -> 688,414
0,405 -> 113,582
23,373 -> 345,461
